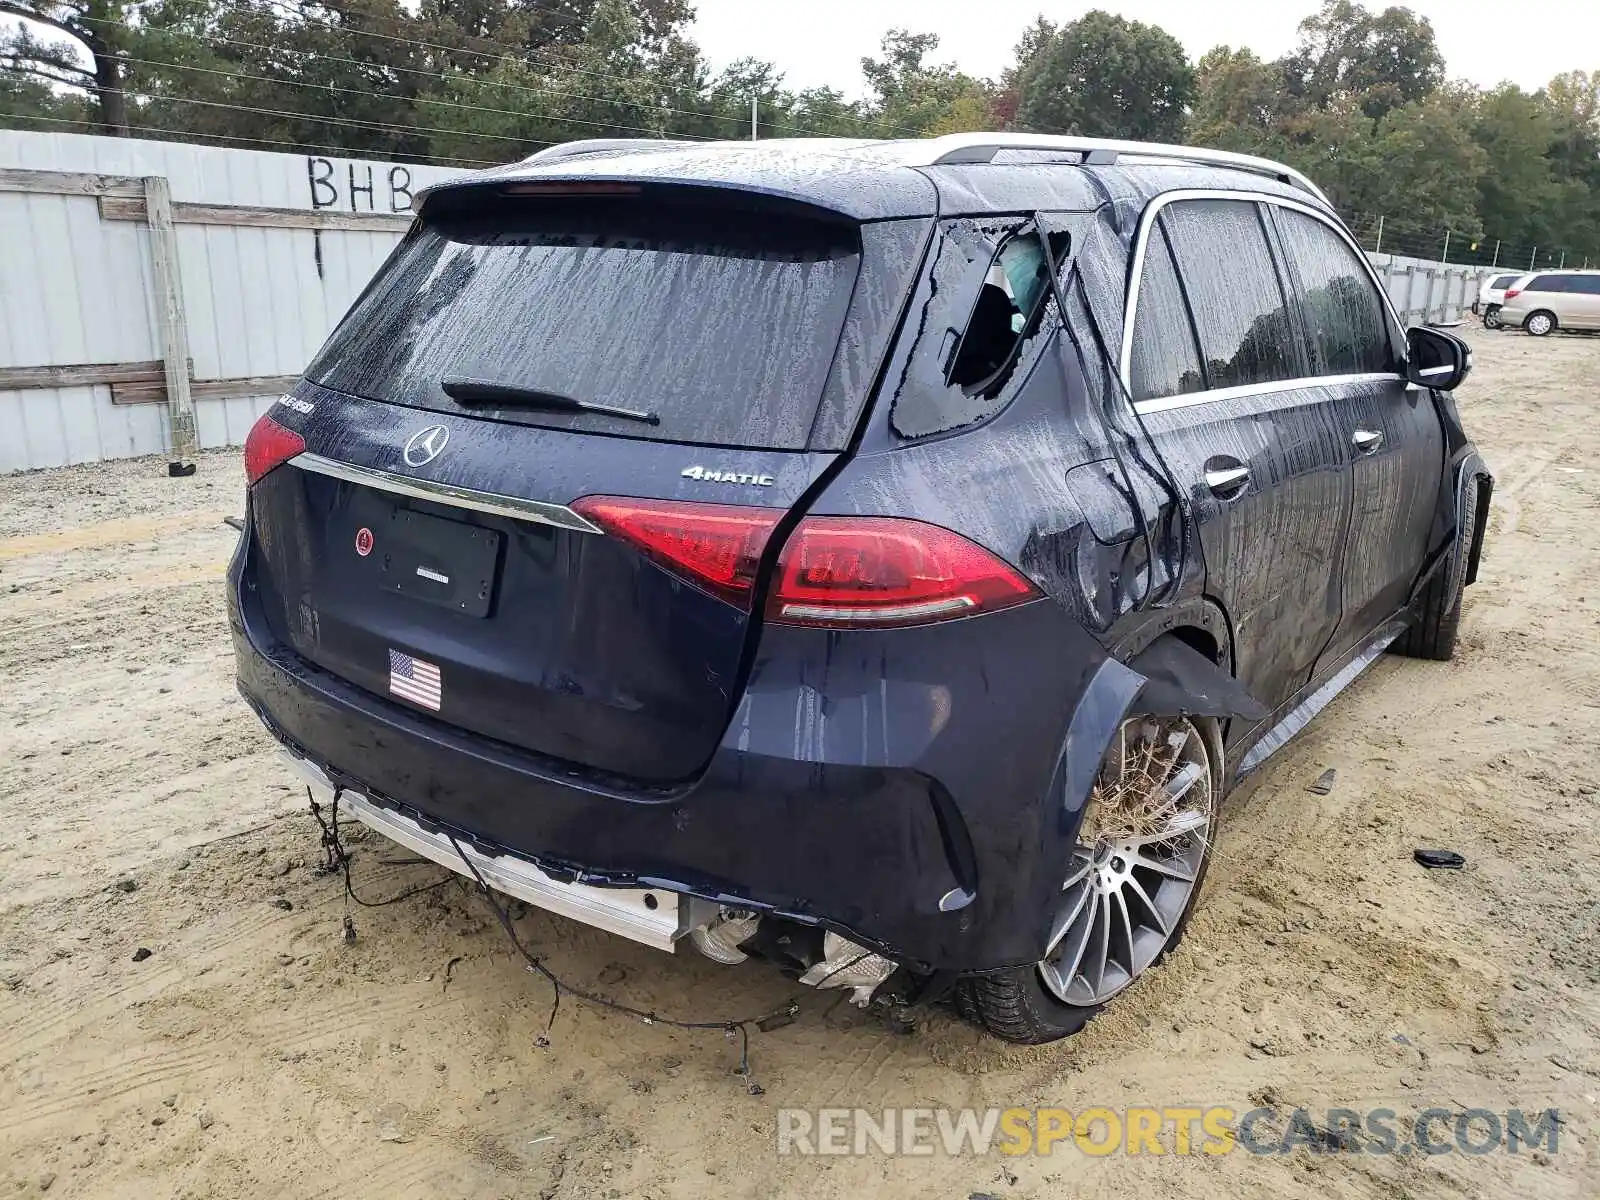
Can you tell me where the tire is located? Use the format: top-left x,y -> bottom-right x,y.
1525,310 -> 1557,336
1394,479 -> 1479,661
957,714 -> 1222,1044
1482,307 -> 1503,330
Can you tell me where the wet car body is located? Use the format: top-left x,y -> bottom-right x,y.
230,135 -> 1492,991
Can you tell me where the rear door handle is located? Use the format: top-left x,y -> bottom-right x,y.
1203,465 -> 1251,498
1352,428 -> 1384,454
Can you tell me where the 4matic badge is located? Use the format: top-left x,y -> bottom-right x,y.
681,465 -> 776,487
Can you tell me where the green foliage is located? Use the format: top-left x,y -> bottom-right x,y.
1014,10 -> 1193,141
2,0 -> 1597,262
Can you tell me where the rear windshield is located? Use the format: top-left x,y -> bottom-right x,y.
306,201 -> 861,450
1490,274 -> 1518,289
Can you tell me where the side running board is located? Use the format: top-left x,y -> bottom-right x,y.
1238,621 -> 1407,777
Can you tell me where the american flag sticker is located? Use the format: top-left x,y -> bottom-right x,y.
389,649 -> 442,711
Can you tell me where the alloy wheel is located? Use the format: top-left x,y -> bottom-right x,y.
1037,716 -> 1213,1007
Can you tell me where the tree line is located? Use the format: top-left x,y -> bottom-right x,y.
3,0 -> 1598,264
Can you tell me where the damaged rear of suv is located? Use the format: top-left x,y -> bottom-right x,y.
230,133 -> 1491,1043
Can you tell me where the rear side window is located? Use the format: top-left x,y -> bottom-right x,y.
1491,274 -> 1518,289
889,218 -> 1063,439
1159,200 -> 1300,391
1274,208 -> 1396,376
1128,225 -> 1205,402
1574,276 -> 1600,295
306,202 -> 860,450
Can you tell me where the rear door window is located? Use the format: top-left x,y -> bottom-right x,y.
1159,200 -> 1301,391
1575,276 -> 1600,295
1273,208 -> 1397,376
305,201 -> 861,450
1128,225 -> 1206,402
1528,275 -> 1571,292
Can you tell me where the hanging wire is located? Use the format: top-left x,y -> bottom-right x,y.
4,112 -> 504,167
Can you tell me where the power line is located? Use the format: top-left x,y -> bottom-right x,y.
206,0 -> 922,140
6,112 -> 501,167
112,52 -> 719,143
59,8 -> 919,142
119,88 -> 546,150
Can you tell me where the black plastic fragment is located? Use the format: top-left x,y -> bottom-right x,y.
131,947 -> 153,962
1129,637 -> 1269,720
1307,768 -> 1337,796
1414,849 -> 1466,870
167,461 -> 197,478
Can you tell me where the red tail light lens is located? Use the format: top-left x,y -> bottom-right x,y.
571,497 -> 781,608
769,516 -> 1039,628
1504,288 -> 1521,299
244,413 -> 306,485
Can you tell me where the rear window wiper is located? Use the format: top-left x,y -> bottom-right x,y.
440,377 -> 660,425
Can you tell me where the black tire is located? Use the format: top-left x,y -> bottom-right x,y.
1394,480 -> 1479,661
956,714 -> 1223,1045
1525,310 -> 1557,337
1482,306 -> 1503,330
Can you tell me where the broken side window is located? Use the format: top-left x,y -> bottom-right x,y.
890,218 -> 1062,439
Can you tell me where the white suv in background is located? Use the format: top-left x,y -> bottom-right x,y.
1475,273 -> 1521,328
1495,270 -> 1600,336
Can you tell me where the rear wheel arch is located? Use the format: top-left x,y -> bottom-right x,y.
1107,598 -> 1235,674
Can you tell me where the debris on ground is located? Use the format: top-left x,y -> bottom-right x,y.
1306,768 -> 1337,795
1413,849 -> 1467,870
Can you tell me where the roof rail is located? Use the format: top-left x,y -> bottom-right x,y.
522,139 -> 695,164
913,133 -> 1329,204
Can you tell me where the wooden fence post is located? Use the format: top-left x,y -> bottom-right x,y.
142,176 -> 199,473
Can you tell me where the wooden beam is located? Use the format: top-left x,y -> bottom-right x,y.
0,167 -> 144,199
144,177 -> 199,465
0,360 -> 169,389
100,195 -> 414,231
112,374 -> 300,406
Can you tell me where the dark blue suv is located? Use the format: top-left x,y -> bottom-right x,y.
230,134 -> 1492,1043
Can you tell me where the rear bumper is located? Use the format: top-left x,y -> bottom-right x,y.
229,527 -> 1127,974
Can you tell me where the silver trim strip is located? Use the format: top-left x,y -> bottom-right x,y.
1238,623 -> 1404,775
1119,189 -> 1409,402
289,452 -> 603,535
283,753 -> 698,952
1132,372 -> 1402,416
905,134 -> 1329,202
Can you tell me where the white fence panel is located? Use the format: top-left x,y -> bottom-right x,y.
0,130 -> 470,473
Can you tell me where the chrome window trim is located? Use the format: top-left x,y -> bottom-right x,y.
289,453 -> 604,535
1119,189 -> 1408,403
1131,372 -> 1401,416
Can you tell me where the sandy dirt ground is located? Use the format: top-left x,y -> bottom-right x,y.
2,327 -> 1598,1199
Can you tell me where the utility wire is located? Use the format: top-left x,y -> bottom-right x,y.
119,87 -> 550,148
112,52 -> 719,142
6,111 -> 502,167
85,0 -> 923,141
248,0 -> 921,138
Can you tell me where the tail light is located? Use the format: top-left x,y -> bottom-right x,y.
244,413 -> 306,484
768,516 -> 1039,627
1504,288 -> 1521,299
573,497 -> 1039,627
571,497 -> 780,606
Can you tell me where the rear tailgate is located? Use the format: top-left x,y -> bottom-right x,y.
246,186 -> 929,783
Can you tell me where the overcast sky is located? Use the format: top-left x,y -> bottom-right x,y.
690,0 -> 1598,98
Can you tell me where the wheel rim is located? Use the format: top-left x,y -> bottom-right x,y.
1037,716 -> 1213,1007
1530,314 -> 1552,334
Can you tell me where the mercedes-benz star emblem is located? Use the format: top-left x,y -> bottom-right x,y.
403,424 -> 450,468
